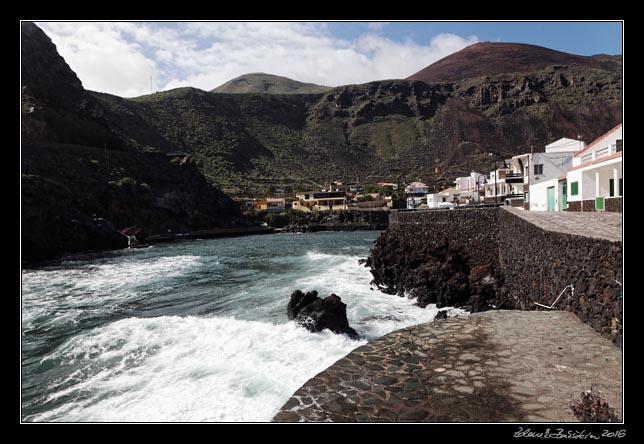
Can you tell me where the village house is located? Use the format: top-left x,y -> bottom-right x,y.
454,172 -> 487,204
265,198 -> 286,213
292,191 -> 348,212
566,124 -> 622,212
426,187 -> 457,208
496,138 -> 583,210
405,180 -> 429,209
483,164 -> 512,204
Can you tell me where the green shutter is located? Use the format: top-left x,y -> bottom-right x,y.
571,181 -> 579,196
609,179 -> 614,197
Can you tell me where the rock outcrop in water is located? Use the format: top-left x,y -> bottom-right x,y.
287,290 -> 359,339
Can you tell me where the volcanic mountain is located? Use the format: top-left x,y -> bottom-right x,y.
212,73 -> 331,94
408,42 -> 622,83
22,23 -> 622,259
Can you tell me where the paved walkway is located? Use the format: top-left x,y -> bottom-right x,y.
502,207 -> 622,242
273,311 -> 622,422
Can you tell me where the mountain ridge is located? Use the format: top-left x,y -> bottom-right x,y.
22,23 -> 622,260
408,42 -> 622,84
212,72 -> 332,94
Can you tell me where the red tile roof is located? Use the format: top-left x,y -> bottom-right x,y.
574,123 -> 622,158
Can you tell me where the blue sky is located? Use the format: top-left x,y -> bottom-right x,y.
36,21 -> 622,98
329,22 -> 622,56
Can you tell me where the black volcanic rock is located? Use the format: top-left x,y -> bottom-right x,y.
287,290 -> 359,338
367,230 -> 473,309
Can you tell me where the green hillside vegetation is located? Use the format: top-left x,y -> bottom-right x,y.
212,72 -> 332,94
96,64 -> 621,195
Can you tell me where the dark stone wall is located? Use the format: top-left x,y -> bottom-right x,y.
498,209 -> 622,346
369,207 -> 623,346
605,197 -> 623,213
388,209 -> 500,267
567,198 -> 622,213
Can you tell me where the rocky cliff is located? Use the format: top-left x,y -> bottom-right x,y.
21,22 -> 247,261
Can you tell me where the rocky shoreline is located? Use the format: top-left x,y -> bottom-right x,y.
366,232 -> 503,314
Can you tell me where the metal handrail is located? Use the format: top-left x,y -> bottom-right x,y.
533,284 -> 575,310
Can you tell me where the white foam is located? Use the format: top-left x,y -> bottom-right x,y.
29,316 -> 365,422
21,255 -> 204,330
23,235 -> 468,422
294,253 -> 466,339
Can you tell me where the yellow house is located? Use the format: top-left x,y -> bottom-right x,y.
292,191 -> 348,212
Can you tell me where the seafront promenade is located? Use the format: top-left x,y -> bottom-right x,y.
274,310 -> 622,422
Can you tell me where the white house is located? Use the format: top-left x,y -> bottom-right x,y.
454,172 -> 487,203
426,187 -> 458,208
501,138 -> 584,211
566,124 -> 622,212
483,164 -> 513,203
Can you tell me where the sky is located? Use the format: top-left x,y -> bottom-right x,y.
35,21 -> 623,98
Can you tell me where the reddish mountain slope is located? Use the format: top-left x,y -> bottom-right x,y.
408,42 -> 621,83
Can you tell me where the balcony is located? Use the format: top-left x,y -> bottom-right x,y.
506,193 -> 524,199
505,172 -> 524,183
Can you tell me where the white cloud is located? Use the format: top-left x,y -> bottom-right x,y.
37,22 -> 157,97
35,22 -> 479,97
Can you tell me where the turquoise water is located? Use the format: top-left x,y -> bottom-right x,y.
21,231 -> 462,422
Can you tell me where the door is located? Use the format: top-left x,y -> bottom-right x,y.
561,183 -> 568,211
547,186 -> 556,211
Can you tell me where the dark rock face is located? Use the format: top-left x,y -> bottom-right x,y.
367,209 -> 500,309
21,22 -> 249,261
466,263 -> 507,313
288,290 -> 359,339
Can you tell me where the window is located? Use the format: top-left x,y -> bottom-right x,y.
570,181 -> 579,196
616,139 -> 622,152
524,192 -> 529,202
534,164 -> 544,175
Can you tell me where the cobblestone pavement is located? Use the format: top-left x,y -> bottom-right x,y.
273,310 -> 622,422
502,207 -> 622,242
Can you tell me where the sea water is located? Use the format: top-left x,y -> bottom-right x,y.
21,231 -> 463,422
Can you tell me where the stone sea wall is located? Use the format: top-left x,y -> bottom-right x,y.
370,207 -> 622,345
388,209 -> 500,267
498,209 -> 623,346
